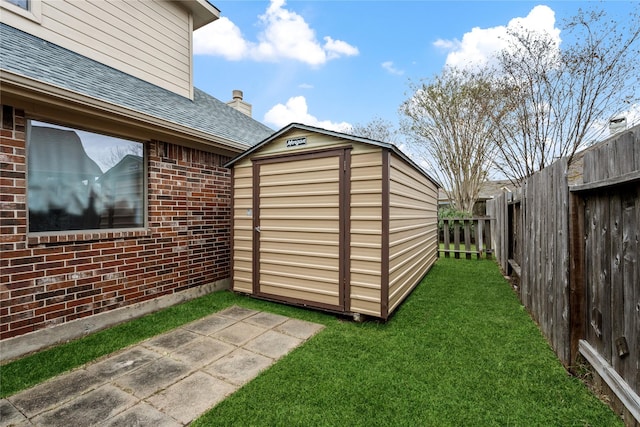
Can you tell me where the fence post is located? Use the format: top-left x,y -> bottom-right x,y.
444,219 -> 451,258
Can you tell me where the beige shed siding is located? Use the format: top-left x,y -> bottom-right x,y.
349,150 -> 383,317
387,154 -> 438,313
4,0 -> 192,98
230,125 -> 438,318
231,160 -> 253,293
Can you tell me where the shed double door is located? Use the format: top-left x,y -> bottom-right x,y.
253,148 -> 350,312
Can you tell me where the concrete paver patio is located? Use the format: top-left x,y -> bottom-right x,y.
0,306 -> 324,426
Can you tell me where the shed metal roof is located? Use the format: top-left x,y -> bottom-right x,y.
0,23 -> 273,148
225,122 -> 441,188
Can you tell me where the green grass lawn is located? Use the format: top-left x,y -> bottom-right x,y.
1,258 -> 621,426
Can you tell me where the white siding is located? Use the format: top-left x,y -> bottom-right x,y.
3,0 -> 192,98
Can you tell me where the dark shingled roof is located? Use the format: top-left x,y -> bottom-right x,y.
0,23 -> 273,147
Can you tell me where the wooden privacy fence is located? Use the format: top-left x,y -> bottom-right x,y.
487,125 -> 640,424
489,188 -> 523,277
438,217 -> 492,259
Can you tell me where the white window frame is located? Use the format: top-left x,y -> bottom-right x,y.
1,0 -> 42,24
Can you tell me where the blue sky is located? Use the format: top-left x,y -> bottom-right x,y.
193,1 -> 638,134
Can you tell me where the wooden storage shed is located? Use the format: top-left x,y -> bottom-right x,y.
226,123 -> 440,319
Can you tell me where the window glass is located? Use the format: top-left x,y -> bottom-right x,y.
28,120 -> 145,232
4,0 -> 28,9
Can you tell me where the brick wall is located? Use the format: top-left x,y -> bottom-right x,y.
0,106 -> 232,341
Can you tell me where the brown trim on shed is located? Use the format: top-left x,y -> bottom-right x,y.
342,148 -> 352,312
250,293 -> 352,316
230,166 -> 236,288
381,149 -> 390,319
250,146 -> 351,164
252,161 -> 260,295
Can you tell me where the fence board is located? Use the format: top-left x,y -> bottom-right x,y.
600,178 -> 613,363
558,159 -> 570,364
484,219 -> 492,259
617,187 -> 638,393
464,221 -> 471,259
476,220 -> 483,258
629,188 -> 640,393
443,219 -> 451,258
610,192 -> 623,376
453,221 -> 461,259
569,192 -> 586,364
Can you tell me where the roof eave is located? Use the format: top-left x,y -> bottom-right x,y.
1,70 -> 249,156
182,0 -> 220,30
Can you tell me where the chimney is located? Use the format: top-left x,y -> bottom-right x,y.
226,89 -> 252,117
609,116 -> 627,135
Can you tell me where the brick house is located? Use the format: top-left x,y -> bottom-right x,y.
0,0 -> 273,361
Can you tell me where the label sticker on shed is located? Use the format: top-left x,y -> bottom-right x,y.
286,137 -> 307,147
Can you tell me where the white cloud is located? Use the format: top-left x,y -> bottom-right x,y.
382,61 -> 404,75
433,39 -> 456,50
194,0 -> 358,65
324,36 -> 360,59
435,5 -> 560,69
298,83 -> 314,89
264,96 -> 352,132
193,17 -> 249,60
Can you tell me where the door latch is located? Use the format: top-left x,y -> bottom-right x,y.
255,226 -> 261,233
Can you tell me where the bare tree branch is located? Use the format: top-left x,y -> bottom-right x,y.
348,116 -> 399,143
492,6 -> 640,181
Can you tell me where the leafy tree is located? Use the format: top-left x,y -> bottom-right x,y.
491,6 -> 640,182
401,67 -> 506,214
